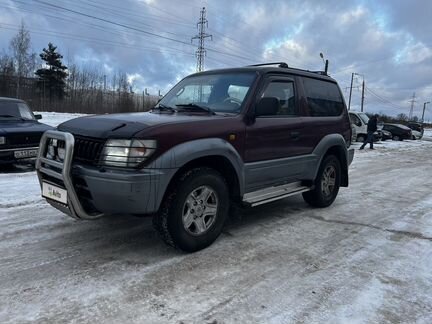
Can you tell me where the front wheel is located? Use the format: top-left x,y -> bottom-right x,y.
303,155 -> 341,208
357,135 -> 365,143
153,167 -> 229,252
393,135 -> 400,141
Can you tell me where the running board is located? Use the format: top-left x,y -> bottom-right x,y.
243,181 -> 312,207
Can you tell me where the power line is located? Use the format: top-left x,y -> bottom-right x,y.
0,24 -> 197,57
26,0 -> 261,66
28,0 -> 194,46
365,87 -> 405,110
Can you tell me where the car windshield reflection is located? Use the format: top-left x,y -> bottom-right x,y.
158,72 -> 256,114
0,102 -> 35,121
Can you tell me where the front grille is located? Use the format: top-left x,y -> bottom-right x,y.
73,136 -> 105,165
8,133 -> 41,146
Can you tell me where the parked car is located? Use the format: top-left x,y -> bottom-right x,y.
380,129 -> 393,141
406,122 -> 424,139
382,123 -> 412,141
351,124 -> 357,142
36,62 -> 354,252
349,111 -> 382,142
0,97 -> 53,165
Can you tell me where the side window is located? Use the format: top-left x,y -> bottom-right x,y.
261,80 -> 297,116
349,114 -> 361,127
303,78 -> 344,117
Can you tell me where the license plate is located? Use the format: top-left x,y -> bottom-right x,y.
42,182 -> 68,204
14,149 -> 38,159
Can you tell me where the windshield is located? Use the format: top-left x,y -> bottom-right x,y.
358,113 -> 369,124
158,72 -> 256,114
0,101 -> 35,120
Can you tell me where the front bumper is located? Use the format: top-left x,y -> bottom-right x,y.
0,146 -> 39,164
36,130 -> 176,219
71,164 -> 176,215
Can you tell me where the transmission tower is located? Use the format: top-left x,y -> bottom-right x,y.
192,7 -> 212,72
408,92 -> 416,120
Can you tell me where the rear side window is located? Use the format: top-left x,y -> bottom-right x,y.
261,80 -> 297,116
302,78 -> 344,117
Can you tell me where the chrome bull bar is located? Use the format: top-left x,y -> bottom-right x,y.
35,130 -> 104,220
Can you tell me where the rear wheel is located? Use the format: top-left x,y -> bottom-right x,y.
303,155 -> 341,208
357,135 -> 365,143
153,167 -> 229,252
393,135 -> 400,141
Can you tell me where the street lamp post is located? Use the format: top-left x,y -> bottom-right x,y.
422,101 -> 430,122
319,53 -> 329,75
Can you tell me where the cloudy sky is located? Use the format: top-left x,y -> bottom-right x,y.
1,0 -> 432,120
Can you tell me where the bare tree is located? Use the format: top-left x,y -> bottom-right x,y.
396,113 -> 409,122
9,21 -> 37,97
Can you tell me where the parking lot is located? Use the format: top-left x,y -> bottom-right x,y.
1,122 -> 432,323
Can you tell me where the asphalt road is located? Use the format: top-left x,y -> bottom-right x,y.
1,140 -> 432,324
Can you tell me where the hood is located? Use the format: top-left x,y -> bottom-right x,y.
57,111 -> 228,138
0,120 -> 53,136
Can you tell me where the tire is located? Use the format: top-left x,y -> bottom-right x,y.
357,135 -> 365,143
393,135 -> 400,141
152,167 -> 230,252
302,155 -> 341,208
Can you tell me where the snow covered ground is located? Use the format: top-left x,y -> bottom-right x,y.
34,111 -> 88,127
1,113 -> 432,323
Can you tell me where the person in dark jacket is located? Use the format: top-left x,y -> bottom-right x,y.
360,114 -> 378,150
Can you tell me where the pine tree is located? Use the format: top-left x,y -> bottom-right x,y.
35,43 -> 68,99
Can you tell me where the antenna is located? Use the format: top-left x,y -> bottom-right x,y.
192,7 -> 213,72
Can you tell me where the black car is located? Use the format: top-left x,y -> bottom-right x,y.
382,123 -> 412,141
0,97 -> 53,165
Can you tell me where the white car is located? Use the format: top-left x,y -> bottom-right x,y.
411,129 -> 423,140
349,111 -> 382,142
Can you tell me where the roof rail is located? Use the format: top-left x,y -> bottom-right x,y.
248,62 -> 289,68
247,63 -> 330,76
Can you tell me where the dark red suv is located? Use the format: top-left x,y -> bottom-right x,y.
36,63 -> 354,252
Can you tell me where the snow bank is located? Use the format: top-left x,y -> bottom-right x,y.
34,111 -> 88,127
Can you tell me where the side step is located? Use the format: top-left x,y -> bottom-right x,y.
243,181 -> 312,207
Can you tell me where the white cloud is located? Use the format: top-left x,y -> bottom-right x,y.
396,42 -> 432,65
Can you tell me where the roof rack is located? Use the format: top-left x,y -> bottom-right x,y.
248,62 -> 289,68
247,62 -> 329,76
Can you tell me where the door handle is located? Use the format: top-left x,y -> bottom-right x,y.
290,131 -> 300,139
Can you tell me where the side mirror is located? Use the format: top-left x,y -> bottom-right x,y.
34,114 -> 42,120
256,97 -> 279,117
356,121 -> 361,127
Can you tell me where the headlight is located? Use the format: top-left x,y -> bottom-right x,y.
46,139 -> 66,162
0,136 -> 5,145
101,139 -> 157,168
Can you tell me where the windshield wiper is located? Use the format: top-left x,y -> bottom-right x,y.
175,103 -> 215,115
152,104 -> 177,113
